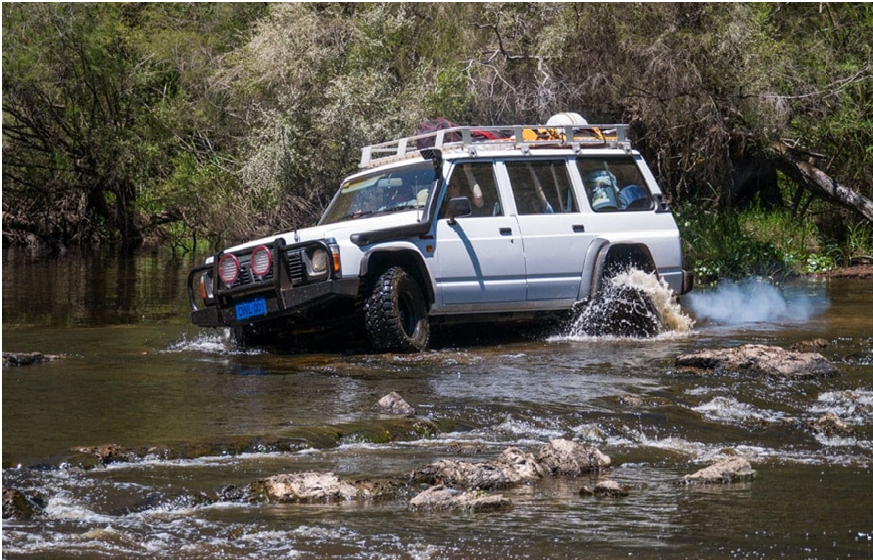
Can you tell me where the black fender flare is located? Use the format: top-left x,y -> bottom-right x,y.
359,247 -> 435,307
580,240 -> 657,300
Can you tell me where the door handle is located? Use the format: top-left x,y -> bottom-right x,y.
573,225 -> 586,233
499,227 -> 513,236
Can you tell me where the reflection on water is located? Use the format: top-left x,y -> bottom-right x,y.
2,250 -> 872,559
2,248 -> 191,327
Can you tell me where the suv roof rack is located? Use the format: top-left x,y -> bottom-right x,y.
359,123 -> 631,169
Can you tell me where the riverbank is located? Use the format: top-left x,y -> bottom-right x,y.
817,264 -> 873,278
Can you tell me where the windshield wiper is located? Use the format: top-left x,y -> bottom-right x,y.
337,210 -> 375,222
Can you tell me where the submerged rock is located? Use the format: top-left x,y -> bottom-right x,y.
409,484 -> 511,513
675,344 -> 838,379
413,447 -> 546,490
248,472 -> 398,503
3,488 -> 46,519
536,439 -> 611,476
580,479 -> 629,498
3,352 -> 64,367
676,458 -> 756,485
378,391 -> 415,415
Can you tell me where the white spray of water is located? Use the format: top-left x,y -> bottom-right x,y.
559,269 -> 694,341
162,331 -> 264,356
686,278 -> 828,325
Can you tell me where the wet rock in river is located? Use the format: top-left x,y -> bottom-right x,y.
66,443 -> 134,468
413,447 -> 546,490
2,352 -> 64,367
615,394 -> 672,408
790,338 -> 830,352
676,458 -> 756,485
580,479 -> 630,498
248,472 -> 398,503
675,344 -> 839,379
618,395 -> 645,407
805,412 -> 851,435
378,391 -> 415,415
446,442 -> 485,455
536,439 -> 611,476
3,488 -> 46,519
409,484 -> 511,513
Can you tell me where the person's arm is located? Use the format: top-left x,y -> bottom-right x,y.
527,164 -> 553,213
464,166 -> 485,208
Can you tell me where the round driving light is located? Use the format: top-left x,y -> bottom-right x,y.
310,248 -> 328,273
250,245 -> 272,277
218,254 -> 240,286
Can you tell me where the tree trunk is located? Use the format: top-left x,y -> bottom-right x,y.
771,140 -> 873,223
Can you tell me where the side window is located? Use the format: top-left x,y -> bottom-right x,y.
576,157 -> 654,212
440,162 -> 503,218
505,160 -> 577,215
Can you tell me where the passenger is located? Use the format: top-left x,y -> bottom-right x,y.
526,163 -> 554,213
461,165 -> 485,209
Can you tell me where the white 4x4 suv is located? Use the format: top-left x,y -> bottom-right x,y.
187,114 -> 693,352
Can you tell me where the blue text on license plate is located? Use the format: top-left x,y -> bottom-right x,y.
235,298 -> 267,321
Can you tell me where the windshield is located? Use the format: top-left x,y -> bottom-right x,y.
320,163 -> 434,225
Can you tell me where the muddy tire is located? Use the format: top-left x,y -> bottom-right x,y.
364,267 -> 430,353
579,284 -> 661,338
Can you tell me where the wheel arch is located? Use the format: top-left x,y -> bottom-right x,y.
359,247 -> 435,307
583,241 -> 657,300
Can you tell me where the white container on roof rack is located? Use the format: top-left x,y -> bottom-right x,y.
546,112 -> 588,126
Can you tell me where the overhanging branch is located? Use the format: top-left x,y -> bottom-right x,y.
770,140 -> 873,222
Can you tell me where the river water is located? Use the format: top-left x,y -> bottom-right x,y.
2,249 -> 871,559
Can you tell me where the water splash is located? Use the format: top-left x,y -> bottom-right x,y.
611,269 -> 694,333
162,331 -> 264,356
686,278 -> 829,325
564,269 -> 694,339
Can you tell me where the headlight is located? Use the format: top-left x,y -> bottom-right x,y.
310,248 -> 328,274
218,253 -> 240,286
250,245 -> 272,277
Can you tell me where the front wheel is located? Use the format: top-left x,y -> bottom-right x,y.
364,267 -> 430,353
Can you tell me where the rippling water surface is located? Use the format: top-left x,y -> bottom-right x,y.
2,249 -> 872,559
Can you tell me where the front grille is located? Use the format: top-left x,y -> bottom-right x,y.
286,250 -> 304,284
226,261 -> 274,289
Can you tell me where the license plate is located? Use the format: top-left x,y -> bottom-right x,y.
235,298 -> 267,321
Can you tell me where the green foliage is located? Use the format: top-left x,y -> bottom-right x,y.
677,205 -> 784,284
1,3 -> 263,249
826,218 -> 873,267
677,201 -> 849,283
3,2 -> 871,270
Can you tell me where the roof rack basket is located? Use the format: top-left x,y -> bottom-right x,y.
359,123 -> 631,168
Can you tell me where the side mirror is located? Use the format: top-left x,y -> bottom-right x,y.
446,197 -> 472,225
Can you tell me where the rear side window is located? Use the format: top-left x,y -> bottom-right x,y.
505,160 -> 577,215
576,157 -> 653,212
